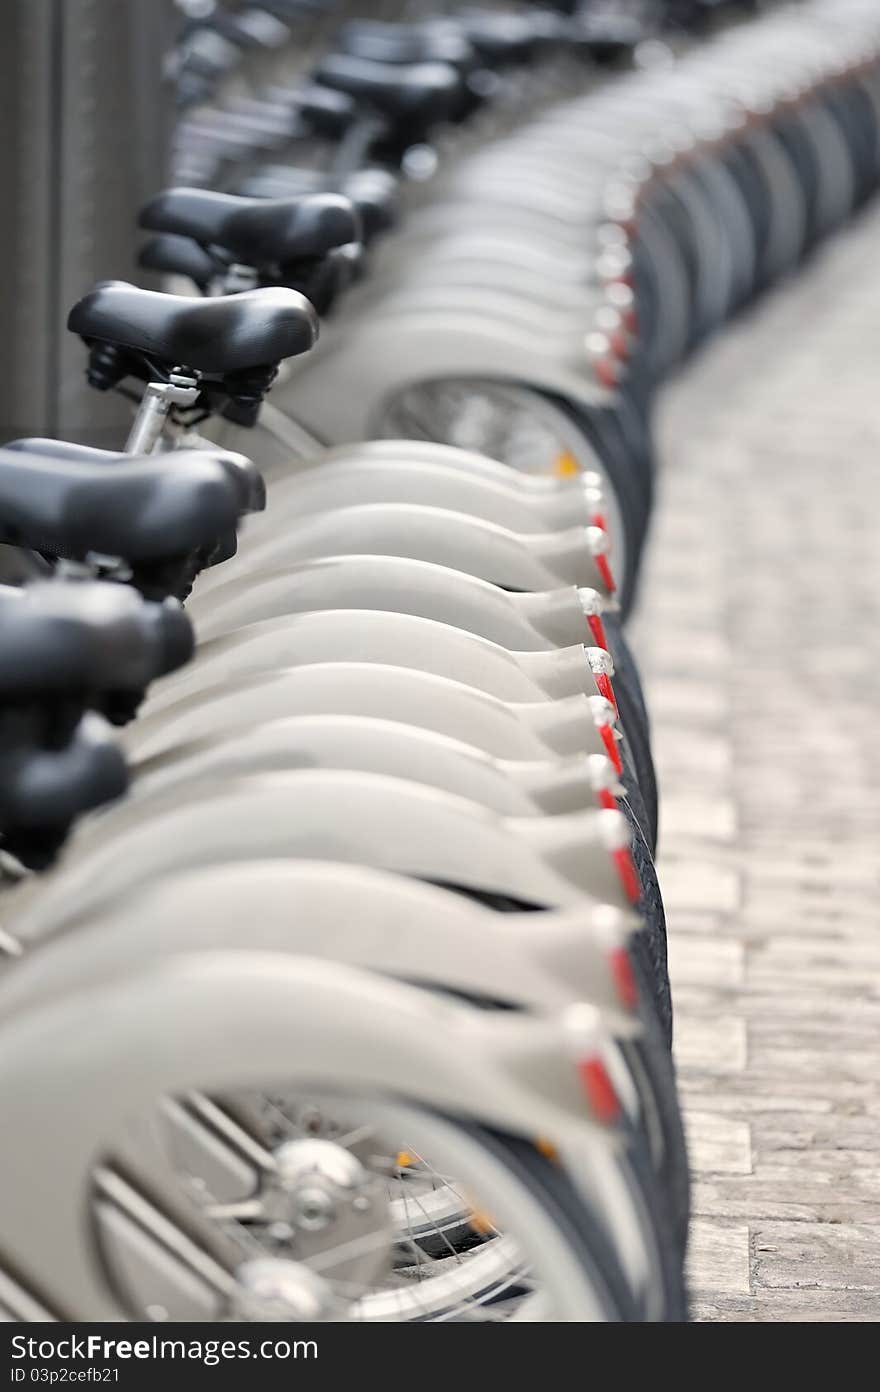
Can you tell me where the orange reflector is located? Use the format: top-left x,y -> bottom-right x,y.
577,1056 -> 621,1125
534,1136 -> 559,1162
609,946 -> 639,1011
469,1208 -> 496,1235
553,449 -> 580,477
396,1151 -> 415,1170
612,845 -> 641,905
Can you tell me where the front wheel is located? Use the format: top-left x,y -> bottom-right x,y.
96,1089 -> 641,1322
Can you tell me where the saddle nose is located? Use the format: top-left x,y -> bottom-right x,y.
139,189 -> 362,272
0,717 -> 129,870
311,54 -> 465,134
0,578 -> 194,697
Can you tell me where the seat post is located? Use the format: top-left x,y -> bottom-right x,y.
328,111 -> 389,178
124,372 -> 201,455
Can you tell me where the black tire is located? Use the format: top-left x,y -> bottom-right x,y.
620,745 -> 653,854
474,1126 -> 641,1319
541,390 -> 648,619
617,676 -> 659,854
620,796 -> 672,1047
619,1127 -> 689,1322
621,1016 -> 690,1261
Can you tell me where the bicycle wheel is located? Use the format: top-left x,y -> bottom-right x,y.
122,1089 -> 640,1322
372,376 -> 639,604
0,954 -> 653,1321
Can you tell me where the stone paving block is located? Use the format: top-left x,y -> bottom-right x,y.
746,1046 -> 878,1083
686,1222 -> 751,1296
677,1080 -> 834,1114
658,860 -> 742,915
653,730 -> 732,777
731,992 -> 880,1024
670,983 -> 743,1018
658,910 -> 729,936
750,1108 -> 880,1155
737,895 -> 880,938
673,1014 -> 748,1074
658,797 -> 738,842
667,934 -> 745,988
752,1224 -> 880,1293
682,1111 -> 752,1175
741,858 -> 880,894
690,1293 -> 879,1322
691,1177 -> 880,1226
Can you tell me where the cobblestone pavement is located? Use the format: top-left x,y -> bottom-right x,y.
629,206 -> 880,1321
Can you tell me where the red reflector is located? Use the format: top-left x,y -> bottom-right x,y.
598,723 -> 623,774
596,787 -> 617,812
591,510 -> 608,533
587,613 -> 609,650
594,671 -> 618,713
594,356 -> 617,390
611,329 -> 629,361
609,946 -> 639,1011
577,1056 -> 621,1125
594,551 -> 617,595
612,846 -> 641,905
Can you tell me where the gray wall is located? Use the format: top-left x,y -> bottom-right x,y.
0,0 -> 177,445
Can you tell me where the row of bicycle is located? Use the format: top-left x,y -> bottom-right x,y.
1,0 -> 879,1322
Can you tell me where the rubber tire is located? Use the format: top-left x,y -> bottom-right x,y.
475,1126 -> 641,1320
622,1014 -> 690,1262
619,1126 -> 689,1322
616,677 -> 658,855
620,796 -> 672,1047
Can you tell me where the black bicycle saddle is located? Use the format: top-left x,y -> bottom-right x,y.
234,167 -> 399,243
0,446 -> 245,567
184,7 -> 288,52
569,13 -> 645,63
458,13 -> 540,66
311,55 -> 463,131
140,189 -> 362,272
343,167 -> 399,239
175,29 -> 241,84
0,718 -> 129,868
67,281 -> 318,377
5,437 -> 266,516
0,579 -> 193,698
294,83 -> 360,139
337,20 -> 477,71
139,232 -> 219,291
